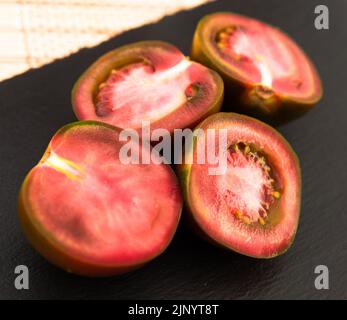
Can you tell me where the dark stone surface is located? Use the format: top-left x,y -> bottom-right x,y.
0,0 -> 346,299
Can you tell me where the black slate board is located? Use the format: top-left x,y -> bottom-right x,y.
1,0 -> 346,299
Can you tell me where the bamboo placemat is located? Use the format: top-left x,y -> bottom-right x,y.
0,0 -> 211,81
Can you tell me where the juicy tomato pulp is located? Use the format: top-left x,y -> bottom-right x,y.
19,122 -> 182,275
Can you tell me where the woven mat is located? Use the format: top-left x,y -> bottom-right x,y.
0,0 -> 211,81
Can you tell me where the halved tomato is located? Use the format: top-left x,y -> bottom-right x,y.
18,121 -> 182,276
72,41 -> 224,133
179,113 -> 301,258
192,12 -> 322,124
